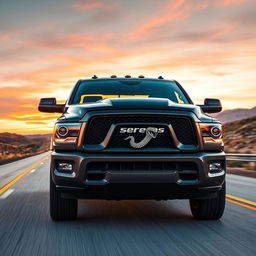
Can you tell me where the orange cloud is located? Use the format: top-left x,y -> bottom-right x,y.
195,1 -> 209,10
0,35 -> 10,42
72,0 -> 116,11
126,0 -> 190,39
26,121 -> 50,125
31,33 -> 114,48
215,0 -> 251,7
72,1 -> 103,10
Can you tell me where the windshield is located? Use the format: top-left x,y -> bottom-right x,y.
71,80 -> 190,104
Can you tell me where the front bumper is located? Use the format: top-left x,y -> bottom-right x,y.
51,151 -> 225,200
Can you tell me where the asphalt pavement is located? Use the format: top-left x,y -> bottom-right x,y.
0,153 -> 255,256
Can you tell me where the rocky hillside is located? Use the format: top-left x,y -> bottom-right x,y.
0,133 -> 50,164
212,106 -> 256,124
223,116 -> 256,153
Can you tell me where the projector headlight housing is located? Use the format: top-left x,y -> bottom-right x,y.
53,123 -> 82,146
199,123 -> 224,150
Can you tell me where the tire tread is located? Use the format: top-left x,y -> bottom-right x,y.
50,177 -> 78,221
190,182 -> 226,220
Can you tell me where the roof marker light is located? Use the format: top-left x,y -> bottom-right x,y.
125,75 -> 131,78
111,75 -> 117,78
92,75 -> 98,79
138,75 -> 145,78
158,76 -> 164,79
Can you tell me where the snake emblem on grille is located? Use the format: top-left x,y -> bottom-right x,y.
124,127 -> 160,149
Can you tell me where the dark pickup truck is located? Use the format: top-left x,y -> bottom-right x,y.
38,76 -> 225,221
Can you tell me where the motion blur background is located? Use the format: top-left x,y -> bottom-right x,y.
0,0 -> 255,163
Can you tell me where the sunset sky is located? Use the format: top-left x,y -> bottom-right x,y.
0,0 -> 256,134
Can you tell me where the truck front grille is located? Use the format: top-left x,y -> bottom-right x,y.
84,114 -> 197,147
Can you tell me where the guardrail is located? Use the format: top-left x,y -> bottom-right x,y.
226,154 -> 256,162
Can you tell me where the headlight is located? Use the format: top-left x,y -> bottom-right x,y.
53,123 -> 82,144
199,123 -> 223,144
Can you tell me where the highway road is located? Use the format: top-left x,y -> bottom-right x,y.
0,153 -> 255,256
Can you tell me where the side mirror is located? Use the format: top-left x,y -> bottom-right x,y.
38,98 -> 65,113
199,98 -> 222,113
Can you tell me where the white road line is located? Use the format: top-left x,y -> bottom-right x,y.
30,169 -> 36,173
0,189 -> 15,199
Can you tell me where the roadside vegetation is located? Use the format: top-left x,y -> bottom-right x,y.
223,116 -> 256,172
223,116 -> 256,154
0,133 -> 50,165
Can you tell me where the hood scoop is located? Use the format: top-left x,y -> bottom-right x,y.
104,97 -> 170,109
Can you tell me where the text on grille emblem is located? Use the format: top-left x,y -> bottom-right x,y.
120,127 -> 164,149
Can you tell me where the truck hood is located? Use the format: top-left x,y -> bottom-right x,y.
57,98 -> 217,123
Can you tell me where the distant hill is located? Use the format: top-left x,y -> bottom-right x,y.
223,116 -> 256,153
25,134 -> 52,141
212,106 -> 256,124
0,133 -> 32,145
0,132 -> 50,164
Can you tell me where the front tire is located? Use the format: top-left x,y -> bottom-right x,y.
50,176 -> 78,221
190,182 -> 226,220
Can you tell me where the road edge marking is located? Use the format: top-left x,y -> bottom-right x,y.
0,189 -> 15,199
0,155 -> 49,196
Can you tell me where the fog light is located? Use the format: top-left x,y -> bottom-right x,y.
57,162 -> 73,173
209,162 -> 222,173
